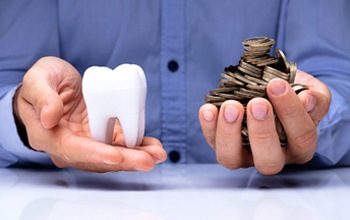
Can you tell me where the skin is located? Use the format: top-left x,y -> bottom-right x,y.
199,69 -> 331,175
14,56 -> 331,175
14,56 -> 167,172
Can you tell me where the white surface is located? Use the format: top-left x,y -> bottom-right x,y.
82,64 -> 146,147
0,164 -> 349,220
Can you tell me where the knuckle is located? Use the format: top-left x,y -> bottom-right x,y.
281,103 -> 299,118
297,153 -> 314,164
290,149 -> 315,165
287,126 -> 317,165
51,158 -> 68,168
250,131 -> 272,143
292,126 -> 317,151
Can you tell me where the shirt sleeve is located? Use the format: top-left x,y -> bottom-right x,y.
0,1 -> 60,167
0,86 -> 53,167
280,0 -> 350,167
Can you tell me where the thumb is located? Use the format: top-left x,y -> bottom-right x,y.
38,91 -> 64,129
21,61 -> 65,129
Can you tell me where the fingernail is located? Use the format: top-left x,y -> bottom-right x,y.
224,105 -> 240,123
203,110 -> 215,122
270,79 -> 286,96
305,94 -> 316,112
251,101 -> 268,120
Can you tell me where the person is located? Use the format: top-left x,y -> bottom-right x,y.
0,0 -> 348,175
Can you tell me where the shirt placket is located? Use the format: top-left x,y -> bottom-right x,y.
160,0 -> 187,163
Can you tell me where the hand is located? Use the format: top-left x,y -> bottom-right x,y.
14,56 -> 167,172
199,70 -> 331,175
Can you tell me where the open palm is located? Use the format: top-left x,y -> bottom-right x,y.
16,57 -> 166,172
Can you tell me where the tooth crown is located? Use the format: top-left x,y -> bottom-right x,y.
82,64 -> 147,148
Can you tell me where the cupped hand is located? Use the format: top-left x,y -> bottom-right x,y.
15,56 -> 167,172
199,70 -> 331,175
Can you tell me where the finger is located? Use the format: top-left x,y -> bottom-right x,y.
247,98 -> 285,175
295,69 -> 331,99
134,137 -> 167,164
51,157 -> 118,173
21,66 -> 64,129
267,78 -> 317,164
215,100 -> 249,169
116,146 -> 160,171
58,132 -> 124,166
198,103 -> 219,149
54,133 -> 163,172
54,146 -> 156,172
294,69 -> 331,125
298,90 -> 330,126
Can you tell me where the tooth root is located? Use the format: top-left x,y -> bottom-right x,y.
118,110 -> 145,148
87,112 -> 144,147
84,92 -> 145,148
85,110 -> 115,145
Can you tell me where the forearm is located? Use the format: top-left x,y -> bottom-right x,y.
280,0 -> 350,167
0,85 -> 52,167
309,84 -> 350,167
12,85 -> 31,149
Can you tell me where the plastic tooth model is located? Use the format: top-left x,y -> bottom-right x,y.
82,64 -> 147,148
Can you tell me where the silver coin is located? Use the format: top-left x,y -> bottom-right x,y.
239,60 -> 263,74
262,71 -> 277,82
291,83 -> 308,94
243,37 -> 275,48
233,72 -> 258,85
289,62 -> 297,83
210,87 -> 237,94
237,66 -> 262,79
275,49 -> 290,73
240,87 -> 266,97
244,75 -> 268,85
264,66 -> 289,80
221,72 -> 246,86
205,95 -> 225,102
242,36 -> 269,46
234,90 -> 256,99
218,93 -> 246,100
206,36 -> 309,149
243,55 -> 270,63
246,84 -> 267,91
254,57 -> 279,67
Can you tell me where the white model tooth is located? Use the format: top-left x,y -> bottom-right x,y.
82,64 -> 146,148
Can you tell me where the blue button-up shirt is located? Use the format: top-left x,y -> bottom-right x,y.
0,0 -> 350,167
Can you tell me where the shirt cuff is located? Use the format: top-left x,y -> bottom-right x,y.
0,86 -> 53,167
313,86 -> 350,166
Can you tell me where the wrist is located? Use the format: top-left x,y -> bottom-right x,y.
12,85 -> 32,149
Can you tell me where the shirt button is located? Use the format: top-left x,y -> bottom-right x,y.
169,150 -> 181,163
167,60 -> 179,72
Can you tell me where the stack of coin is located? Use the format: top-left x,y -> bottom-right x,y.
205,36 -> 308,149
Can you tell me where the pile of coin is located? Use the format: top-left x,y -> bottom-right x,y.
205,36 -> 308,149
